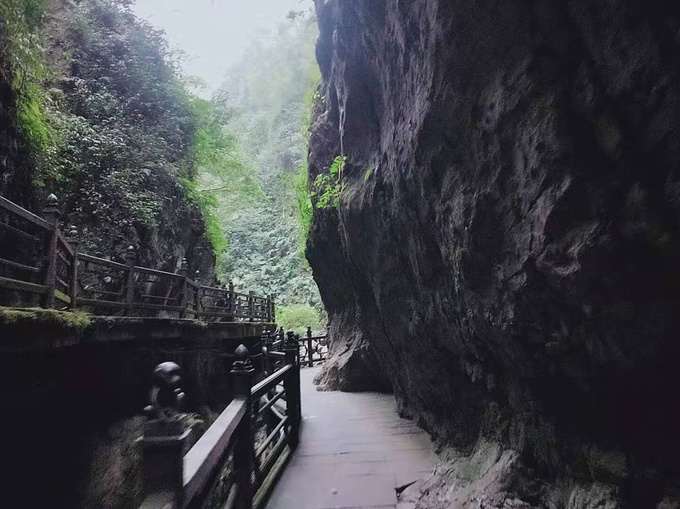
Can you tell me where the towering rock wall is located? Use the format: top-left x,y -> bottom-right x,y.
307,1 -> 680,506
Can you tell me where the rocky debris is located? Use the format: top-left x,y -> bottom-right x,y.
308,0 -> 680,506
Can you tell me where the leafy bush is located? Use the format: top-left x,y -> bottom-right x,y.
312,155 -> 345,209
276,304 -> 322,334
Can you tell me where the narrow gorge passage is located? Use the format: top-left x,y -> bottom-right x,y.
4,0 -> 680,507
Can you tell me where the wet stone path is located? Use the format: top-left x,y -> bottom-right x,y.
266,366 -> 437,509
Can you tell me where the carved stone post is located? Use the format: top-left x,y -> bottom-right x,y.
139,362 -> 189,508
125,246 -> 136,316
41,194 -> 60,309
178,258 -> 188,319
284,331 -> 301,448
68,226 -> 79,309
307,326 -> 314,368
194,270 -> 203,319
231,345 -> 255,509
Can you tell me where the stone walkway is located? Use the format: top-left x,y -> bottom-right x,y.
266,366 -> 437,509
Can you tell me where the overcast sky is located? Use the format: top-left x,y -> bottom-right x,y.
132,0 -> 308,92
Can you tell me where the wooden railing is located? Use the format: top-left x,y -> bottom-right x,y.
0,194 -> 76,308
0,193 -> 275,322
301,327 -> 328,368
138,334 -> 301,509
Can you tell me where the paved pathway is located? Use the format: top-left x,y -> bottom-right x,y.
266,366 -> 437,509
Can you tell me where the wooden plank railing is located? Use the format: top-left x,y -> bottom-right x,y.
138,335 -> 301,509
0,193 -> 275,322
301,327 -> 329,367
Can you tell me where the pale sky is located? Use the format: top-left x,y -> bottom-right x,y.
132,0 -> 309,92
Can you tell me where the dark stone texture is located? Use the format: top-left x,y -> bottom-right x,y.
307,0 -> 680,506
0,317 -> 268,508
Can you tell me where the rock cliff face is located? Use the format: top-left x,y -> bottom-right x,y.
307,1 -> 680,506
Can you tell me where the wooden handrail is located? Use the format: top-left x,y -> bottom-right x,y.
0,221 -> 41,242
0,257 -> 40,273
138,343 -> 301,509
77,253 -> 128,270
134,265 -> 184,279
56,231 -> 74,257
183,398 -> 247,506
0,195 -> 51,230
0,193 -> 276,322
251,363 -> 293,399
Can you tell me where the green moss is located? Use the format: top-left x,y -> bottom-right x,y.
0,307 -> 91,330
0,0 -> 54,157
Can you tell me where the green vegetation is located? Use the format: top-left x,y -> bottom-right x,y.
210,10 -> 323,311
2,0 -> 326,319
0,0 -> 53,154
312,155 -> 345,209
295,160 -> 313,254
0,308 -> 91,331
276,304 -> 322,334
1,0 -> 260,264
186,92 -> 262,263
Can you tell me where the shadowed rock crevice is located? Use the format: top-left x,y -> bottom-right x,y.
307,0 -> 680,506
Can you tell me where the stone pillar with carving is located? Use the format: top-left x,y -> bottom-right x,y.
138,362 -> 189,508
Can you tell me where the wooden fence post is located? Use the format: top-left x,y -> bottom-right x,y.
139,362 -> 189,508
41,194 -> 60,309
194,270 -> 203,320
228,280 -> 235,320
68,226 -> 79,309
284,331 -> 301,448
306,326 -> 314,368
178,257 -> 188,319
269,294 -> 276,323
261,331 -> 271,375
231,345 -> 255,509
248,291 -> 255,322
125,246 -> 136,316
